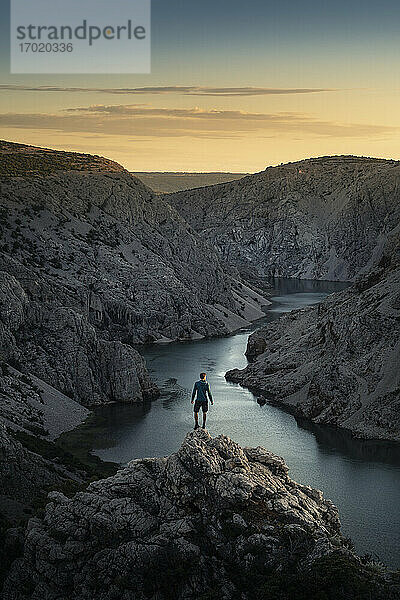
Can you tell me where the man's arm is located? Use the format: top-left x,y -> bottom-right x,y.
207,383 -> 213,404
191,383 -> 197,403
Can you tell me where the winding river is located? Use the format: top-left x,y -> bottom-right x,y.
63,278 -> 400,568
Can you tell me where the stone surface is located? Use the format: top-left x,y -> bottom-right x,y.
4,430 -> 397,600
226,232 -> 400,441
168,156 -> 400,281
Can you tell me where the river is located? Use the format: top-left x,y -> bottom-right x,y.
62,278 -> 400,568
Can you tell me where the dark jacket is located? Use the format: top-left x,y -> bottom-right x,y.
192,380 -> 213,403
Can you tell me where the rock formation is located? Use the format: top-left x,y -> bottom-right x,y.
0,141 -> 270,409
0,141 -> 272,536
168,156 -> 400,281
226,231 -> 400,441
3,430 -> 398,600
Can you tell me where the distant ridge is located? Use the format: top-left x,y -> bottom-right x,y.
131,171 -> 248,194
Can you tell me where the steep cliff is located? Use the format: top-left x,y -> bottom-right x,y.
0,141 -> 273,534
0,141 -> 270,409
0,269 -> 157,408
226,232 -> 400,441
168,156 -> 400,281
3,430 -> 398,600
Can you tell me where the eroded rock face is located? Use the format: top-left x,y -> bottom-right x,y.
1,158 -> 270,344
17,306 -> 158,406
0,142 -> 271,411
168,156 -> 400,281
226,233 -> 400,441
1,430 -> 366,600
0,269 -> 157,407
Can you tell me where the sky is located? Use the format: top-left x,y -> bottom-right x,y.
0,0 -> 399,172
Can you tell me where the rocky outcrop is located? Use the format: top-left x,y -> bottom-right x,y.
226,232 -> 400,441
0,269 -> 157,408
3,430 -> 398,600
17,306 -> 158,406
168,156 -> 400,281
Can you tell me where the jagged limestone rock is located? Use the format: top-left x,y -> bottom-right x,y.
0,268 -> 158,407
168,156 -> 400,281
3,431 -> 397,600
226,233 -> 400,441
17,306 -> 158,406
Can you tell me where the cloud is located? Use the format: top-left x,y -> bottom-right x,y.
64,104 -> 315,120
0,84 -> 335,97
0,104 -> 396,139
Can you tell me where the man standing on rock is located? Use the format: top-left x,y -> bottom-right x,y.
191,372 -> 213,430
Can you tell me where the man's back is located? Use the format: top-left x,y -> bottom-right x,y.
191,372 -> 213,430
193,379 -> 212,403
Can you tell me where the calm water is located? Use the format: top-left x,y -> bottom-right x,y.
69,278 -> 400,568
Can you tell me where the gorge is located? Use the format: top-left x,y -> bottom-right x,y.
1,141 -> 399,596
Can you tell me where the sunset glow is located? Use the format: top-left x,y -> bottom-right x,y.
1,0 -> 399,171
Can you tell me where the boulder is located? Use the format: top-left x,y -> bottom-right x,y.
3,430 -> 397,600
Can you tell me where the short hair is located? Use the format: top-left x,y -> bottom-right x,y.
200,372 -> 206,379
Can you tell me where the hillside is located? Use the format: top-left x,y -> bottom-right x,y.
0,140 -> 125,176
226,231 -> 400,441
168,156 -> 400,281
0,141 -> 270,404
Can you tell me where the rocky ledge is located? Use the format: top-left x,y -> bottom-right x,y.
3,430 -> 399,600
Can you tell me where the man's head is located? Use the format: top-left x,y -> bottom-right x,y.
200,372 -> 206,380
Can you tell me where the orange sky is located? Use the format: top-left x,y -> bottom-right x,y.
1,86 -> 399,172
1,0 -> 399,171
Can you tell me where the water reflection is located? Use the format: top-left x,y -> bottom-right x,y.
297,416 -> 400,466
266,277 -> 349,295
